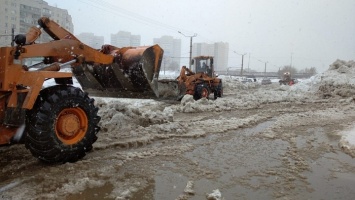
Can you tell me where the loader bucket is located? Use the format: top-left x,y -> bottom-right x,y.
72,45 -> 164,98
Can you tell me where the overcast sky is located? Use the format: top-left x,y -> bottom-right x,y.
45,0 -> 355,73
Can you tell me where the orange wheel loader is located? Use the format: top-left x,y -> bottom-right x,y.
0,17 -> 163,163
176,56 -> 223,100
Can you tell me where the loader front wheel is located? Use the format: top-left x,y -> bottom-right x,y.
25,85 -> 100,163
194,84 -> 210,100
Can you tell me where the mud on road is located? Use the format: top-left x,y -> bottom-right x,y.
1,83 -> 355,200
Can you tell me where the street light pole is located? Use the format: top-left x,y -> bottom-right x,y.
247,53 -> 250,73
233,51 -> 246,76
257,59 -> 268,78
178,31 -> 197,69
264,62 -> 268,78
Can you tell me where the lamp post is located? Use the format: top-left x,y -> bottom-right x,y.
257,59 -> 268,78
178,31 -> 197,69
234,51 -> 246,76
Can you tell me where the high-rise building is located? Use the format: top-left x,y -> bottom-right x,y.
192,43 -> 214,57
192,42 -> 229,71
0,0 -> 73,47
130,35 -> 140,47
110,31 -> 141,47
153,36 -> 181,70
76,32 -> 104,49
214,42 -> 229,71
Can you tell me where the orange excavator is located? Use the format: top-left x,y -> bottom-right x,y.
0,17 -> 163,163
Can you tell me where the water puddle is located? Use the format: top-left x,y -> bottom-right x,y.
66,183 -> 114,200
68,120 -> 355,199
301,152 -> 355,199
131,120 -> 286,199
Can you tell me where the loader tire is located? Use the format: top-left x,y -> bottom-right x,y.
194,84 -> 210,100
214,82 -> 223,99
25,85 -> 100,163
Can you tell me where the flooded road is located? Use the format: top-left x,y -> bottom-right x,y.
1,97 -> 355,199
129,120 -> 355,200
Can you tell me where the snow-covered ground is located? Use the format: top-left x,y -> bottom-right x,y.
93,59 -> 355,160
1,59 -> 354,199
44,59 -> 355,157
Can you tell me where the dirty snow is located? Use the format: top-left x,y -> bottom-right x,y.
94,59 -> 355,156
1,59 -> 355,199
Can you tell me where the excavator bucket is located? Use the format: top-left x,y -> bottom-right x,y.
72,45 -> 164,98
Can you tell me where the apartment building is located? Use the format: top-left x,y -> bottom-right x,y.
0,0 -> 73,47
192,42 -> 229,71
153,35 -> 181,70
110,31 -> 141,47
76,32 -> 104,49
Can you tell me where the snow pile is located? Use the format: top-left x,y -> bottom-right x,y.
314,60 -> 355,98
222,76 -> 259,92
206,189 -> 223,200
83,59 -> 355,158
42,59 -> 355,159
174,83 -> 315,114
93,98 -> 174,149
95,98 -> 173,130
183,181 -> 195,195
57,178 -> 105,194
339,125 -> 355,158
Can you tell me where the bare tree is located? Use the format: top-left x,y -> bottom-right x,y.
301,67 -> 317,77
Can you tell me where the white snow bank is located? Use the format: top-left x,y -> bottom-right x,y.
206,189 -> 223,200
40,59 -> 355,159
339,125 -> 355,158
312,60 -> 355,98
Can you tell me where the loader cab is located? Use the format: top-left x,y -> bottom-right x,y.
191,56 -> 214,77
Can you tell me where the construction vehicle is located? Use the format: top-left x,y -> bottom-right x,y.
279,72 -> 296,85
176,56 -> 223,100
0,17 -> 163,163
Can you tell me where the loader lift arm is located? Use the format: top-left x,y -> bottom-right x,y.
12,17 -> 164,98
13,17 -> 114,65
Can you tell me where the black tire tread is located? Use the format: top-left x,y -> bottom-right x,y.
25,85 -> 100,163
193,84 -> 210,100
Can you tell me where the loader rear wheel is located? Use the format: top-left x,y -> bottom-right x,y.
194,84 -> 210,100
25,85 -> 100,163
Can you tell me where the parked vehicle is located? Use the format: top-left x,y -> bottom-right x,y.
241,78 -> 253,83
261,79 -> 272,85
